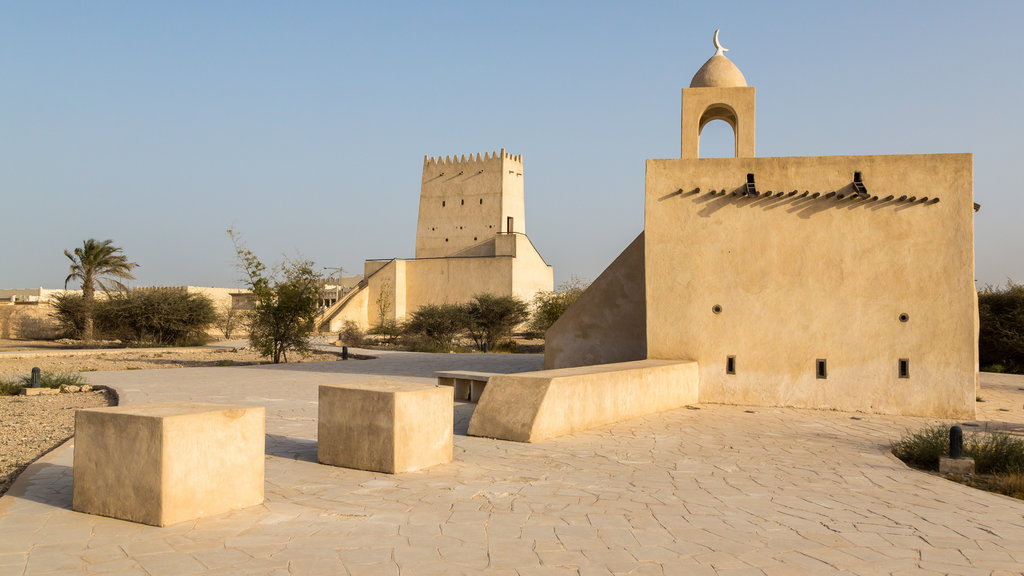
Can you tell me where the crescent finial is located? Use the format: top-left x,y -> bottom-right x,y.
713,29 -> 728,56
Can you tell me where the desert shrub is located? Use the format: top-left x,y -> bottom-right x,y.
893,424 -> 1024,475
97,289 -> 216,346
979,281 -> 1024,373
50,292 -> 88,339
0,376 -> 22,396
891,424 -> 949,470
216,307 -> 241,340
0,371 -> 88,394
968,432 -> 1024,474
464,293 -> 529,351
368,319 -> 401,346
404,303 -> 468,351
339,320 -> 365,347
529,277 -> 589,335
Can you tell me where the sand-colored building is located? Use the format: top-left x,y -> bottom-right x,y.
544,32 -> 977,419
319,150 -> 553,331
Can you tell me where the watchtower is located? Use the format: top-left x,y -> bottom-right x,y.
416,149 -> 525,259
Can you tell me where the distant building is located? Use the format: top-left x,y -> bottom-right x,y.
318,150 -> 553,331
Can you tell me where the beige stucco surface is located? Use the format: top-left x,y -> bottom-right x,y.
317,381 -> 453,474
417,151 -> 525,259
467,359 -> 699,442
72,402 -> 265,526
543,232 -> 647,369
681,86 -> 755,158
646,153 -> 977,418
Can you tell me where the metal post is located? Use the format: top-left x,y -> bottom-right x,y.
342,346 -> 349,360
949,425 -> 963,459
30,367 -> 41,388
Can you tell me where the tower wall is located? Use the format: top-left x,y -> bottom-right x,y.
416,150 -> 525,259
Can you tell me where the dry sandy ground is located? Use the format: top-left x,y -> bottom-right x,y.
0,342 -> 346,375
0,390 -> 115,496
0,340 -> 349,497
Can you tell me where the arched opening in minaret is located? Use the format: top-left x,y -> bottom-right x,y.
698,120 -> 736,158
698,103 -> 739,158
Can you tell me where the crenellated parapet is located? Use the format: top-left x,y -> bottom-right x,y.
423,149 -> 523,171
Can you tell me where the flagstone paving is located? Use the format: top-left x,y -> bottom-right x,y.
1,350 -> 1023,575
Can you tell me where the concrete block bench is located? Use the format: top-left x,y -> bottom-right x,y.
73,402 -> 265,526
433,371 -> 497,402
468,359 -> 699,442
318,381 -> 452,474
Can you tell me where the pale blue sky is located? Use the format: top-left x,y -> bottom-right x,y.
2,1 -> 1021,289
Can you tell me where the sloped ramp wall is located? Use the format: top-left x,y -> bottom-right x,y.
467,359 -> 698,442
543,232 -> 647,369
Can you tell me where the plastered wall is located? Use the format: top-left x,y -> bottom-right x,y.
645,153 -> 977,418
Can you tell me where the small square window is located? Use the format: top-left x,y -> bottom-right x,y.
726,356 -> 736,375
816,359 -> 827,379
899,358 -> 910,379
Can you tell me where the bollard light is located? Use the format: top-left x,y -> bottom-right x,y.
949,425 -> 963,459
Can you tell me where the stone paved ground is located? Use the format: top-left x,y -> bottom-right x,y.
1,350 -> 1023,575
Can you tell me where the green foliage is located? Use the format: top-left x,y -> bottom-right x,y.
404,303 -> 469,351
339,320 -> 365,347
230,229 -> 322,363
969,432 -> 1024,474
216,307 -> 240,340
0,377 -> 22,396
891,424 -> 949,470
0,371 -> 89,395
368,319 -> 401,345
375,278 -> 393,329
464,293 -> 529,351
892,424 -> 1024,474
50,291 -> 88,339
979,281 -> 1024,374
529,277 -> 589,335
50,290 -> 213,345
96,289 -> 215,346
63,239 -> 138,342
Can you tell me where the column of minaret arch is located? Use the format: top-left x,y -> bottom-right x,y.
423,149 -> 523,167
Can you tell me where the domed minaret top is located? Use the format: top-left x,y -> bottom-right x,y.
689,29 -> 747,88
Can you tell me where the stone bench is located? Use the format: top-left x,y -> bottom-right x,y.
433,370 -> 498,402
73,402 -> 265,526
467,359 -> 699,442
318,381 -> 452,474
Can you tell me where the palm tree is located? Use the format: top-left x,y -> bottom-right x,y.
64,239 -> 138,342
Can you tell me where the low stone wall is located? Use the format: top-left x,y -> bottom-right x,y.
0,304 -> 60,340
467,359 -> 699,442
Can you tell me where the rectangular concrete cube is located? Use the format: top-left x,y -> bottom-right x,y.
73,402 -> 265,526
318,381 -> 452,474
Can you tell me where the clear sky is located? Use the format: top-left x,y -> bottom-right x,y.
2,1 -> 1021,290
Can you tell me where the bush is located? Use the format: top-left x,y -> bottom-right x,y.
404,303 -> 468,351
969,431 -> 1024,474
979,281 -> 1024,374
892,424 -> 1024,474
0,371 -> 89,395
339,320 -> 365,347
50,292 -> 88,339
891,424 -> 949,470
368,319 -> 401,346
529,277 -> 589,335
96,289 -> 216,346
464,293 -> 529,351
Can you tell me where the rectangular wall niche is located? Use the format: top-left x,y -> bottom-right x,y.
726,356 -> 736,375
899,358 -> 910,379
816,359 -> 828,379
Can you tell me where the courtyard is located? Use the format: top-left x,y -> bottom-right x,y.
1,350 -> 1022,575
